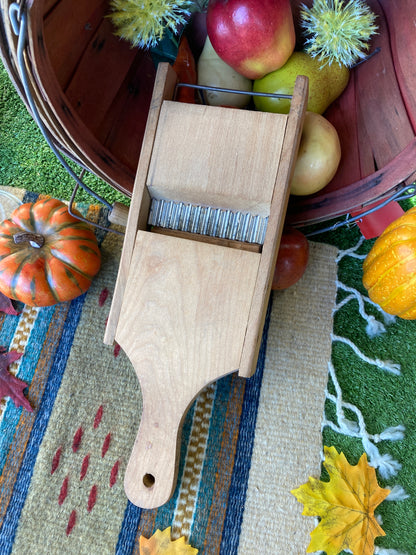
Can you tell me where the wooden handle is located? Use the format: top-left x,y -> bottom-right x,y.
124,398 -> 185,508
116,231 -> 260,507
108,202 -> 129,227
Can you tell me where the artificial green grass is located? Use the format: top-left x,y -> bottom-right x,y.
1,53 -> 416,553
0,58 -> 128,206
316,225 -> 416,554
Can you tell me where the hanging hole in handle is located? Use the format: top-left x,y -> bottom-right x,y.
143,473 -> 155,488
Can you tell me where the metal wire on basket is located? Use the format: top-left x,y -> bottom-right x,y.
9,1 -> 124,235
304,182 -> 416,237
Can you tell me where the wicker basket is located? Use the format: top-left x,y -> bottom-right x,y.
1,0 -> 415,227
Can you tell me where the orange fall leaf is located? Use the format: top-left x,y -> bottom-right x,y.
291,446 -> 390,555
139,527 -> 198,555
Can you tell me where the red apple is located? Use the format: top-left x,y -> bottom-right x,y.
206,0 -> 296,80
272,226 -> 309,290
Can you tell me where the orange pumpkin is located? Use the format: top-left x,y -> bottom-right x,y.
363,206 -> 416,319
0,198 -> 101,307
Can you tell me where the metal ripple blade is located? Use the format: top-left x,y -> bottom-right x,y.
148,199 -> 267,244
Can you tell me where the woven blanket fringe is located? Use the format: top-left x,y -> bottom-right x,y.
323,361 -> 403,480
324,237 -> 405,479
335,280 -> 396,337
331,334 -> 401,375
385,485 -> 409,502
322,236 -> 409,554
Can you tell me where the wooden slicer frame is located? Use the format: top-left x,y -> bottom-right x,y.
104,63 -> 308,509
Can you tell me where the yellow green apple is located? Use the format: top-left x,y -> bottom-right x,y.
291,111 -> 341,196
253,51 -> 350,114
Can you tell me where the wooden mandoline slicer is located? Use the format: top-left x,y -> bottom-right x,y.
104,63 -> 308,509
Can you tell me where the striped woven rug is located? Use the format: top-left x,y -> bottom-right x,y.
0,187 -> 338,554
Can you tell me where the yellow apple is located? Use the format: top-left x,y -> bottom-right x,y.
291,112 -> 341,196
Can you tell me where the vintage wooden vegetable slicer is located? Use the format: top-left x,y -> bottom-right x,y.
104,63 -> 308,509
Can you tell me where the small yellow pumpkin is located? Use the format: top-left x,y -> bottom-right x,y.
363,206 -> 416,319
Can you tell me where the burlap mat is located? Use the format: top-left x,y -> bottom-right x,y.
0,187 -> 338,554
239,241 -> 337,552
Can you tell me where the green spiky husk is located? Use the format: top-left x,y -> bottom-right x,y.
109,0 -> 193,49
301,0 -> 378,68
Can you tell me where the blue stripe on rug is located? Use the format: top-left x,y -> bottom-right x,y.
0,312 -> 20,350
115,502 -> 142,555
0,294 -> 86,554
0,306 -> 55,473
22,191 -> 39,204
0,312 -> 25,471
219,299 -> 272,555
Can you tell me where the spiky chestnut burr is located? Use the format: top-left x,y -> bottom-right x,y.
300,0 -> 378,67
109,0 -> 193,49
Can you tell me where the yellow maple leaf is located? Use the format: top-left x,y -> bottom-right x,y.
291,446 -> 390,555
139,527 -> 198,555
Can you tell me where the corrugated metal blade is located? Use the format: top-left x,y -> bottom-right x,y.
148,198 -> 268,245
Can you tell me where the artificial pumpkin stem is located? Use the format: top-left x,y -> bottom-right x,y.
13,232 -> 45,248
